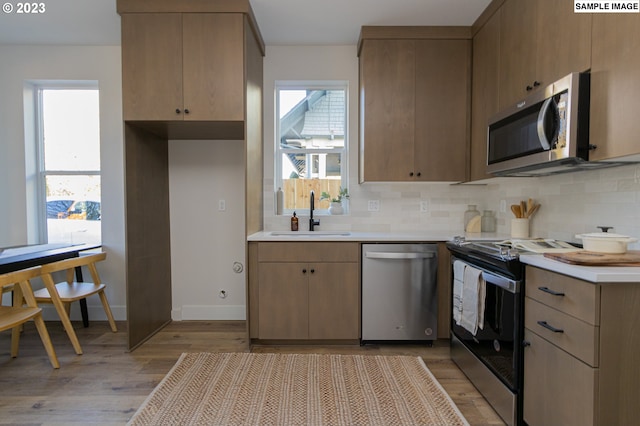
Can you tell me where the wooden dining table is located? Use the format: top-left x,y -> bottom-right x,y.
0,243 -> 102,327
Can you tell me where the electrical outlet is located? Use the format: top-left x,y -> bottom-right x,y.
420,201 -> 429,213
500,200 -> 507,213
219,290 -> 227,299
367,200 -> 380,212
218,199 -> 226,211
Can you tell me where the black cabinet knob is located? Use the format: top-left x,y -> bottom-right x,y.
533,81 -> 541,87
416,172 -> 421,177
526,85 -> 533,91
302,269 -> 307,274
409,172 -> 414,177
175,108 -> 181,114
184,109 -> 190,114
310,269 -> 315,274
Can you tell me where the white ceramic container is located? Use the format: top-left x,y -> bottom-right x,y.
575,232 -> 637,254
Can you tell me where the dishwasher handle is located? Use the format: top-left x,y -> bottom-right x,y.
364,251 -> 436,260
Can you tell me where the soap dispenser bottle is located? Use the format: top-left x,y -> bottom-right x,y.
291,211 -> 299,231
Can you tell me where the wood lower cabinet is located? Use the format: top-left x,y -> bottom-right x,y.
523,329 -> 597,426
358,28 -> 470,182
523,266 -> 640,426
251,242 -> 360,341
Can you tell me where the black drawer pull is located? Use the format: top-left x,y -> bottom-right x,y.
538,286 -> 565,296
537,320 -> 564,333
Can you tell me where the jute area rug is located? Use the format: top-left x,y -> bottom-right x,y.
127,352 -> 469,426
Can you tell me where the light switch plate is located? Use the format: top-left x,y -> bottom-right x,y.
367,200 -> 380,212
420,201 -> 429,213
218,200 -> 226,211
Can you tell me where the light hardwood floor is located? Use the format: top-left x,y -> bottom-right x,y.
0,320 -> 505,425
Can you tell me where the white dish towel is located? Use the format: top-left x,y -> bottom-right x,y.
452,260 -> 465,325
459,264 -> 486,336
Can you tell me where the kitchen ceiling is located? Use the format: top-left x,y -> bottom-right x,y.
0,0 -> 490,46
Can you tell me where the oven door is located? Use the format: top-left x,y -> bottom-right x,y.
451,258 -> 522,391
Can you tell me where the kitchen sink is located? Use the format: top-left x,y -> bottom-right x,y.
268,231 -> 352,237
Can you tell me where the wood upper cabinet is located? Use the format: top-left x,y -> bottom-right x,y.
359,39 -> 416,182
121,13 -> 244,122
498,0 -> 591,109
469,9 -> 501,182
590,13 -> 640,161
359,30 -> 470,182
414,40 -> 470,182
498,0 -> 537,109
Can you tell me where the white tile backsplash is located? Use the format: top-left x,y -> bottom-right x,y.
263,163 -> 640,249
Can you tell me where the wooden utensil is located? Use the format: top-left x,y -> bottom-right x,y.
526,203 -> 540,218
511,204 -> 522,218
520,200 -> 526,218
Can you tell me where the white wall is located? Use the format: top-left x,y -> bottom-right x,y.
168,139 -> 246,320
262,45 -> 640,248
0,45 -> 126,320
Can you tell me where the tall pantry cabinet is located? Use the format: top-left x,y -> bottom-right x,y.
117,0 -> 265,350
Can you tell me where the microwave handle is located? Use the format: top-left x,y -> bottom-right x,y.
536,97 -> 556,150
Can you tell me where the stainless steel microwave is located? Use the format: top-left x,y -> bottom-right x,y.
487,73 -> 598,177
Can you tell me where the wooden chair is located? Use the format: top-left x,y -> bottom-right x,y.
0,266 -> 59,368
35,252 -> 117,355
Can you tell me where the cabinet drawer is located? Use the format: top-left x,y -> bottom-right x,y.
523,329 -> 596,426
526,266 -> 600,325
525,297 -> 599,367
257,242 -> 360,262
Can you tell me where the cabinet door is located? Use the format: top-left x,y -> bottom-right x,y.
182,14 -> 245,121
523,329 -> 596,426
499,0 -> 537,109
414,40 -> 470,182
308,262 -> 360,339
590,13 -> 640,161
258,263 -> 308,339
360,40 -> 416,182
470,10 -> 501,181
121,13 -> 183,121
535,0 -> 591,88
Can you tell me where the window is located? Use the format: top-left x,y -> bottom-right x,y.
276,83 -> 348,214
36,86 -> 101,244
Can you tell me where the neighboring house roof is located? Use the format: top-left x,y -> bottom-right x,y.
280,90 -> 345,176
300,90 -> 345,138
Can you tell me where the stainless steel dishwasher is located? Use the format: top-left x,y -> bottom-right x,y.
361,243 -> 438,342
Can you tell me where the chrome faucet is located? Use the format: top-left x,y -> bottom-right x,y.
309,190 -> 320,231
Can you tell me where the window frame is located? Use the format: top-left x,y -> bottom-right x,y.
275,80 -> 349,216
33,82 -> 101,243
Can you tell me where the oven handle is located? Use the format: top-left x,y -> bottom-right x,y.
452,257 -> 520,294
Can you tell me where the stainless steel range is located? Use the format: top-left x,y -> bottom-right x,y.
446,237 -> 525,426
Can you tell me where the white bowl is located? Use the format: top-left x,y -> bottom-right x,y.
575,232 -> 637,254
